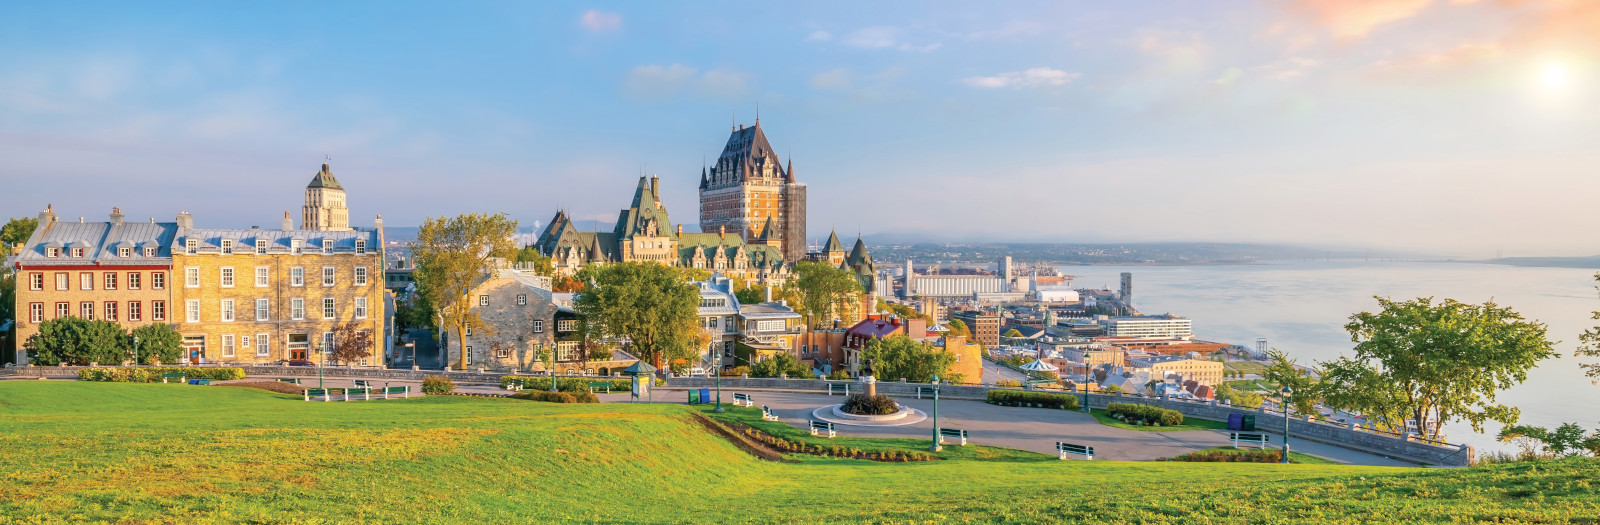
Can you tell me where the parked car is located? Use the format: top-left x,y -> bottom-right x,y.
286,359 -> 315,367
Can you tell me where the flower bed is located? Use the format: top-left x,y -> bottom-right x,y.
1106,402 -> 1184,427
986,389 -> 1080,410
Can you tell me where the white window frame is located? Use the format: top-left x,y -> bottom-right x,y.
354,297 -> 368,319
479,295 -> 488,306
28,273 -> 42,291
185,267 -> 200,288
354,267 -> 368,286
153,301 -> 166,321
127,272 -> 140,290
256,334 -> 270,357
104,301 -> 117,322
322,239 -> 333,254
291,298 -> 305,320
29,303 -> 43,323
71,247 -> 84,258
558,319 -> 576,332
256,298 -> 270,321
220,267 -> 234,288
118,247 -> 131,258
322,266 -> 335,287
465,347 -> 473,365
255,239 -> 268,254
533,320 -> 544,333
152,272 -> 165,290
129,301 -> 141,322
185,238 -> 197,254
46,247 -> 59,258
186,299 -> 201,323
80,272 -> 93,290
221,239 -> 234,253
291,267 -> 304,287
255,267 -> 270,287
222,334 -> 235,358
55,273 -> 67,291
323,298 -> 336,319
355,240 -> 366,255
104,272 -> 116,290
516,294 -> 526,306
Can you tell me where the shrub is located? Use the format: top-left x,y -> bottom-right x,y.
511,390 -> 599,403
840,393 -> 899,415
77,367 -> 245,383
1166,448 -> 1285,463
421,376 -> 455,394
500,376 -> 647,392
986,390 -> 1080,410
724,366 -> 751,377
1106,402 -> 1184,426
827,369 -> 851,381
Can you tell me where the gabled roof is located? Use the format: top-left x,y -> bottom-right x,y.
709,121 -> 788,185
307,163 -> 343,190
753,215 -> 777,243
614,176 -> 670,240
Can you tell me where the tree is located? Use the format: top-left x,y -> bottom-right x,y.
946,319 -> 970,339
790,261 -> 862,329
536,344 -> 553,375
1318,297 -> 1557,440
130,324 -> 183,365
1498,423 -> 1600,458
1002,328 -> 1024,338
1213,381 -> 1264,409
859,335 -> 960,384
27,318 -> 129,366
1575,272 -> 1600,383
0,217 -> 38,248
513,247 -> 555,276
749,353 -> 811,378
328,321 -> 376,366
1262,349 -> 1317,416
0,268 -> 13,331
734,286 -> 765,305
574,262 -> 700,370
410,213 -> 518,370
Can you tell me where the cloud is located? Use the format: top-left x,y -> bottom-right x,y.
579,10 -> 621,33
1254,57 -> 1321,79
961,67 -> 1080,89
624,64 -> 748,99
806,30 -> 833,42
1290,0 -> 1433,39
810,69 -> 852,91
840,26 -> 941,52
699,68 -> 748,96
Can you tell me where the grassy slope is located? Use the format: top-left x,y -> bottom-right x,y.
2,382 -> 1598,524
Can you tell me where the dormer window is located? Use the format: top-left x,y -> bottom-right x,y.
143,247 -> 155,257
185,239 -> 197,254
290,239 -> 302,254
355,240 -> 366,255
71,248 -> 84,258
220,239 -> 234,253
118,247 -> 131,258
255,239 -> 267,254
46,247 -> 59,258
322,240 -> 333,254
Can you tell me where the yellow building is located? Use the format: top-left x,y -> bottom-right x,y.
1128,355 -> 1225,386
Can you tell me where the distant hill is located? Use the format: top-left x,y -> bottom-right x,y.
1488,256 -> 1600,269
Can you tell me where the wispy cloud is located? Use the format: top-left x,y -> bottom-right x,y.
962,67 -> 1079,88
810,69 -> 852,90
806,30 -> 833,42
1290,0 -> 1432,39
839,26 -> 941,52
624,64 -> 749,99
579,10 -> 621,33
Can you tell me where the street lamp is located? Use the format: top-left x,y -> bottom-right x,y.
317,343 -> 326,390
549,346 -> 559,393
712,335 -> 724,413
1281,385 -> 1292,464
1081,351 -> 1091,413
929,375 -> 943,452
132,335 -> 140,369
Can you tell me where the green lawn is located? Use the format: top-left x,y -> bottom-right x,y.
3,381 -> 1598,523
1224,361 -> 1268,377
1228,379 -> 1275,392
1086,408 -> 1232,432
1167,446 -> 1340,465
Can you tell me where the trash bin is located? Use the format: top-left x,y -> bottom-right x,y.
700,388 -> 711,403
689,389 -> 701,404
1228,413 -> 1243,431
1241,414 -> 1257,432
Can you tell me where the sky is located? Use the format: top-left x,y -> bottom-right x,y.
1,1 -> 1597,257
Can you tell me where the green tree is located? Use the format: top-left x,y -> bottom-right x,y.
27,317 -> 129,366
1318,297 -> 1557,439
0,268 -> 14,332
1262,349 -> 1317,416
1498,423 -> 1600,458
1575,272 -> 1600,383
0,217 -> 38,248
946,319 -> 970,338
574,262 -> 700,370
860,335 -> 960,384
790,260 -> 862,329
130,324 -> 183,365
410,213 -> 518,370
734,286 -> 765,305
536,345 -> 553,375
1213,381 -> 1264,409
1002,328 -> 1023,338
749,353 -> 810,378
513,246 -> 555,276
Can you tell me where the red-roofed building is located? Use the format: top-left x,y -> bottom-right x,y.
844,314 -> 930,351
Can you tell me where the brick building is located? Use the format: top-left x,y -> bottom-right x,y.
698,119 -> 807,263
950,309 -> 1001,348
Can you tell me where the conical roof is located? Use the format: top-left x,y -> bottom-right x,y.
307,163 -> 343,189
823,230 -> 845,253
1019,359 -> 1059,372
847,236 -> 873,266
754,215 -> 777,242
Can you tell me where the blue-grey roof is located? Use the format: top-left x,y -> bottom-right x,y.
173,228 -> 380,254
16,220 -> 178,266
739,301 -> 800,319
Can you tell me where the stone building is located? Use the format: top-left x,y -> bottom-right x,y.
11,206 -> 177,365
698,120 -> 807,263
1127,354 -> 1225,387
452,260 -> 566,372
938,335 -> 984,385
302,163 -> 351,231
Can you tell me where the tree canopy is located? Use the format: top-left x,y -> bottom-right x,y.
1,217 -> 38,248
28,318 -> 129,366
1317,296 -> 1557,439
790,261 -> 862,328
750,353 -> 811,378
329,321 -> 376,366
573,262 -> 700,370
1576,272 -> 1600,384
130,324 -> 183,365
1262,349 -> 1317,416
1002,328 -> 1024,338
410,213 -> 518,369
946,319 -> 970,338
860,335 -> 961,384
513,247 -> 554,276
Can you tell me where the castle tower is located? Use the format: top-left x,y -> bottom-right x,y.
302,163 -> 351,231
698,119 -> 807,262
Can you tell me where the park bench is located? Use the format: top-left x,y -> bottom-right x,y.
810,420 -> 837,438
278,378 -> 301,385
381,386 -> 410,399
505,379 -> 525,391
826,383 -> 850,396
1056,442 -> 1094,460
352,380 -> 371,389
938,428 -> 969,446
345,387 -> 371,401
161,372 -> 186,384
304,388 -> 331,402
732,393 -> 754,407
916,386 -> 936,399
761,405 -> 779,421
1230,432 -> 1270,449
588,382 -> 611,394
186,379 -> 210,386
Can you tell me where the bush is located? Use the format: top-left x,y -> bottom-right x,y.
986,390 -> 1080,410
840,393 -> 899,415
724,366 -> 750,377
1165,448 -> 1285,463
827,369 -> 851,381
77,367 -> 246,383
499,376 -> 656,392
422,376 -> 455,394
511,390 -> 599,403
1106,402 -> 1184,426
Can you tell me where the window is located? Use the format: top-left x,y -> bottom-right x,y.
291,267 -> 304,286
255,239 -> 267,254
255,334 -> 270,356
118,247 -> 131,258
80,272 -> 93,290
185,267 -> 199,287
28,273 -> 42,291
323,298 -> 335,319
322,332 -> 334,353
291,298 -> 305,320
322,266 -> 335,286
71,247 -> 84,258
80,302 -> 95,320
465,327 -> 473,337
46,247 -> 59,258
533,320 -> 544,333
128,301 -> 141,322
186,300 -> 200,323
29,303 -> 43,323
290,239 -> 302,254
221,299 -> 235,322
104,272 -> 116,290
152,272 -> 164,290
55,302 -> 69,319
355,240 -> 366,255
354,297 -> 368,319
185,239 -> 197,254
222,335 -> 235,358
220,267 -> 234,287
241,334 -> 250,350
354,267 -> 368,286
725,316 -> 736,333
516,294 -> 526,306
55,273 -> 67,291
255,267 -> 269,287
143,247 -> 155,257
104,301 -> 118,322
479,295 -> 488,306
221,239 -> 234,253
708,317 -> 719,330
322,240 -> 333,254
558,320 -> 577,332
465,347 -> 473,365
497,346 -> 510,359
127,272 -> 140,290
557,341 -> 581,361
152,301 -> 165,321
256,299 -> 270,321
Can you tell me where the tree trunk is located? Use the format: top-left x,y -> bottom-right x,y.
456,325 -> 468,370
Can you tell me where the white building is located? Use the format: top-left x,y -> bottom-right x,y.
1101,314 -> 1192,339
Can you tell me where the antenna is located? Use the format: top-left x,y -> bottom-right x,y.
324,154 -> 332,163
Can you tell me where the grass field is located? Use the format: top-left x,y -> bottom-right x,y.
3,381 -> 1599,523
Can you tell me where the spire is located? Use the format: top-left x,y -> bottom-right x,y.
699,165 -> 709,190
849,235 -> 873,266
824,230 -> 845,254
786,158 -> 794,182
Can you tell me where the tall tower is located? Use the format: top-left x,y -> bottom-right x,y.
1119,272 -> 1133,311
698,119 -> 807,262
302,163 -> 351,231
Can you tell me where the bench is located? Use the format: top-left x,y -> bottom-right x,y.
810,420 -> 836,438
826,383 -> 850,396
186,379 -> 210,386
352,380 -> 371,389
1056,442 -> 1094,460
345,387 -> 370,401
304,388 -> 331,402
916,386 -> 936,399
761,405 -> 779,421
505,379 -> 525,391
588,382 -> 611,394
1230,432 -> 1270,449
381,386 -> 410,399
732,393 -> 753,407
161,372 -> 186,384
938,428 -> 968,446
278,378 -> 301,385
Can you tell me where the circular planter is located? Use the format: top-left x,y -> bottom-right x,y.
831,404 -> 912,422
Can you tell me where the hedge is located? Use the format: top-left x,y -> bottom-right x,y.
986,389 -> 1080,410
510,390 -> 600,403
1106,402 -> 1184,427
78,367 -> 246,383
500,376 -> 661,392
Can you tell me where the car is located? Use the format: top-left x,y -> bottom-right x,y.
286,359 -> 316,367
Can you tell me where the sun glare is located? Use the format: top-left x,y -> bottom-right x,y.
1539,60 -> 1570,92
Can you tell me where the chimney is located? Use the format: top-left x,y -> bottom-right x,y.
176,211 -> 193,230
764,283 -> 773,303
109,207 -> 124,226
37,204 -> 55,226
718,225 -> 725,239
832,318 -> 841,330
676,224 -> 683,237
650,175 -> 660,201
374,214 -> 383,230
282,211 -> 293,231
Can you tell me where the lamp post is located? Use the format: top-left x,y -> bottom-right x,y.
549,346 -> 559,393
317,343 -> 326,390
132,335 -> 140,369
1281,385 -> 1292,464
712,334 -> 724,413
1081,351 -> 1091,412
929,375 -> 943,452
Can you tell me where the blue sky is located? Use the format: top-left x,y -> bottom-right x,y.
1,1 -> 1596,256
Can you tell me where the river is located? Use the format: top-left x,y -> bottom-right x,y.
1056,260 -> 1600,453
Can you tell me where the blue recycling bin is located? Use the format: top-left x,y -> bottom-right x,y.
699,388 -> 711,404
1228,413 -> 1243,431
